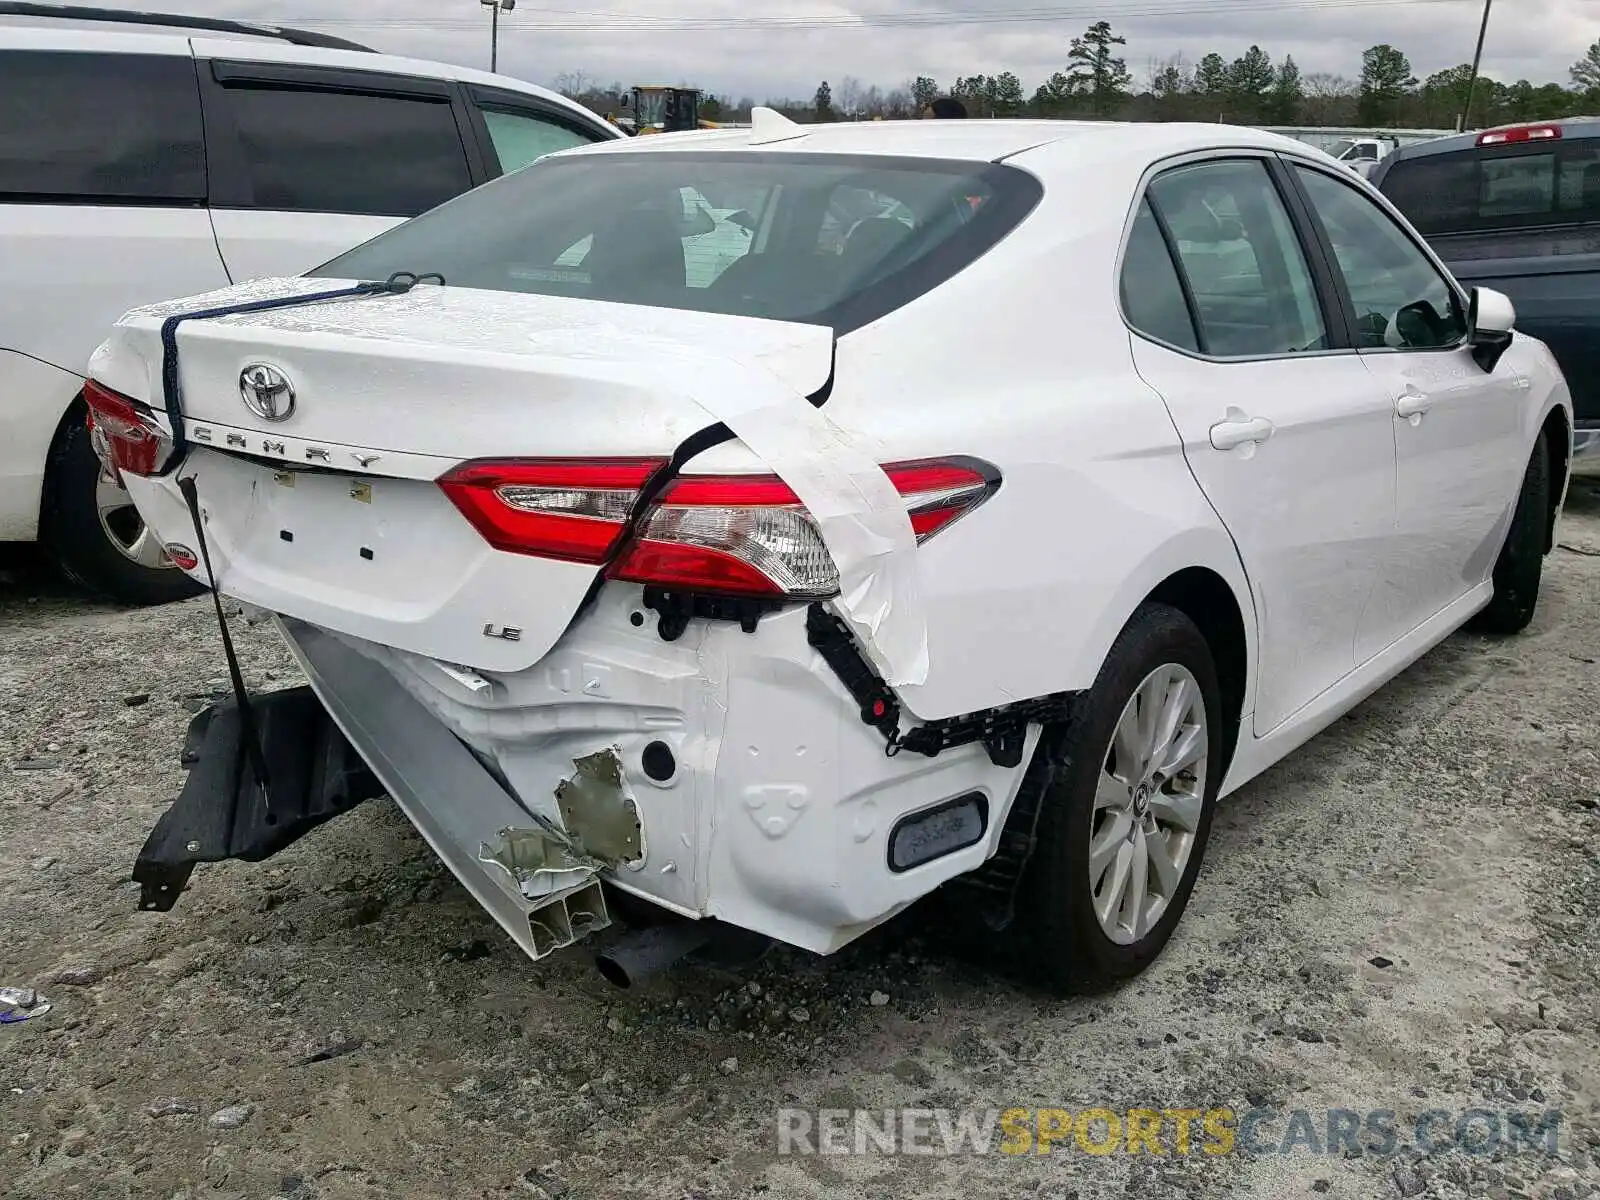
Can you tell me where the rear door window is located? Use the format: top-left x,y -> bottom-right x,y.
0,49 -> 204,202
1147,158 -> 1327,357
1119,199 -> 1200,352
1380,139 -> 1600,236
208,73 -> 472,216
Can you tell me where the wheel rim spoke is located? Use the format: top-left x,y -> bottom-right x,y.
1151,675 -> 1196,769
1088,810 -> 1132,880
1111,700 -> 1148,782
123,523 -> 171,568
1145,827 -> 1185,898
1157,724 -> 1206,779
1095,840 -> 1135,930
1149,788 -> 1203,834
94,474 -> 176,571
1093,770 -> 1130,813
1120,830 -> 1151,938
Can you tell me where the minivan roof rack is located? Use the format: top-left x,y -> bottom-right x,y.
0,3 -> 374,52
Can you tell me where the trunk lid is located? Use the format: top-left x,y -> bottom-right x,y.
99,281 -> 835,672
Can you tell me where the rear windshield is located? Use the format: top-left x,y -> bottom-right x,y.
311,150 -> 1041,331
1381,138 -> 1600,236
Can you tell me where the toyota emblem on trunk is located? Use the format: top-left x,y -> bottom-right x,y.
239,364 -> 295,422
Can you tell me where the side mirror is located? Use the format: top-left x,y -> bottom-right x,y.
1468,286 -> 1516,372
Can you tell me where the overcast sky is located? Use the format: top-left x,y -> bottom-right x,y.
22,0 -> 1600,102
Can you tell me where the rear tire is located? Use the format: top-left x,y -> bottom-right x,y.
1471,430 -> 1551,636
1011,603 -> 1223,994
42,413 -> 202,607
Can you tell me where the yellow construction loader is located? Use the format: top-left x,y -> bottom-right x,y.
616,85 -> 724,135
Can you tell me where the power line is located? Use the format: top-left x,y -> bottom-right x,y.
284,0 -> 1473,34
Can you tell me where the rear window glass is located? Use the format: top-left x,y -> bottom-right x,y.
1381,140 -> 1600,236
311,151 -> 1042,331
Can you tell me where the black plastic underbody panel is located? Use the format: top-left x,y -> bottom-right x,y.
132,686 -> 383,911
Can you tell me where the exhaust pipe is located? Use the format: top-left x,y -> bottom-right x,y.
595,920 -> 714,989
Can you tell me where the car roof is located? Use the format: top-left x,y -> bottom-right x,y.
0,21 -> 606,131
563,117 -> 1326,167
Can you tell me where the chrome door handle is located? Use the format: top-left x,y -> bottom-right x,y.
1210,414 -> 1275,451
1396,391 -> 1431,418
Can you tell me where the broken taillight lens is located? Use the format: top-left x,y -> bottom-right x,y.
83,380 -> 175,478
437,458 -> 668,564
608,458 -> 999,598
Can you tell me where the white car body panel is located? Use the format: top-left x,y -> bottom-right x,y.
0,350 -> 85,540
95,119 -> 1572,957
1129,340 -> 1398,735
0,205 -> 231,534
0,21 -> 618,551
206,210 -> 405,284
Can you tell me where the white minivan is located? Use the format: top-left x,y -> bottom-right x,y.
0,4 -> 620,602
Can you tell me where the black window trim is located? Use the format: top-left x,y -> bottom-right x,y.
1280,155 -> 1471,357
209,59 -> 453,99
461,84 -> 613,178
0,47 -> 208,208
198,58 -> 482,215
1117,149 -> 1356,364
1135,196 -> 1206,355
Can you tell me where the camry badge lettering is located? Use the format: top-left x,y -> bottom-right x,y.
193,426 -> 213,442
352,453 -> 381,468
483,624 -> 522,641
239,364 -> 295,421
226,432 -> 247,448
263,440 -> 285,456
305,447 -> 331,462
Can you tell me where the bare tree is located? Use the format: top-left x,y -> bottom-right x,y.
835,75 -> 865,119
551,69 -> 590,98
1302,72 -> 1357,124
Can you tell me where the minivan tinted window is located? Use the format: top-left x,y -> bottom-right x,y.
213,84 -> 472,216
0,50 -> 204,202
312,151 -> 1042,331
1381,139 -> 1600,236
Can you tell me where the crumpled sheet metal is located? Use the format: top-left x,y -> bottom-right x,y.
477,748 -> 645,903
554,747 -> 645,866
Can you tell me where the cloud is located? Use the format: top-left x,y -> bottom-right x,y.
21,0 -> 1600,103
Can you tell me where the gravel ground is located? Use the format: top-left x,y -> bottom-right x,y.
3,482 -> 1599,1200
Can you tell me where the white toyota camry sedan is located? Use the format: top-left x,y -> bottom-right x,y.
88,112 -> 1572,993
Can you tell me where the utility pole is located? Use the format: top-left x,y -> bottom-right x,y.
1458,0 -> 1493,133
481,0 -> 515,73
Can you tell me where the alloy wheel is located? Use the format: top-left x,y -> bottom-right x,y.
1088,662 -> 1209,946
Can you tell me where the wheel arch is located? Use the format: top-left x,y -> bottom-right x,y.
1539,404 -> 1570,554
39,389 -> 91,547
1141,565 -> 1250,784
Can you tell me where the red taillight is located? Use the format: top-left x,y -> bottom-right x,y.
608,457 -> 998,598
83,379 -> 174,477
439,455 -> 998,598
1478,124 -> 1561,146
437,458 -> 667,564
